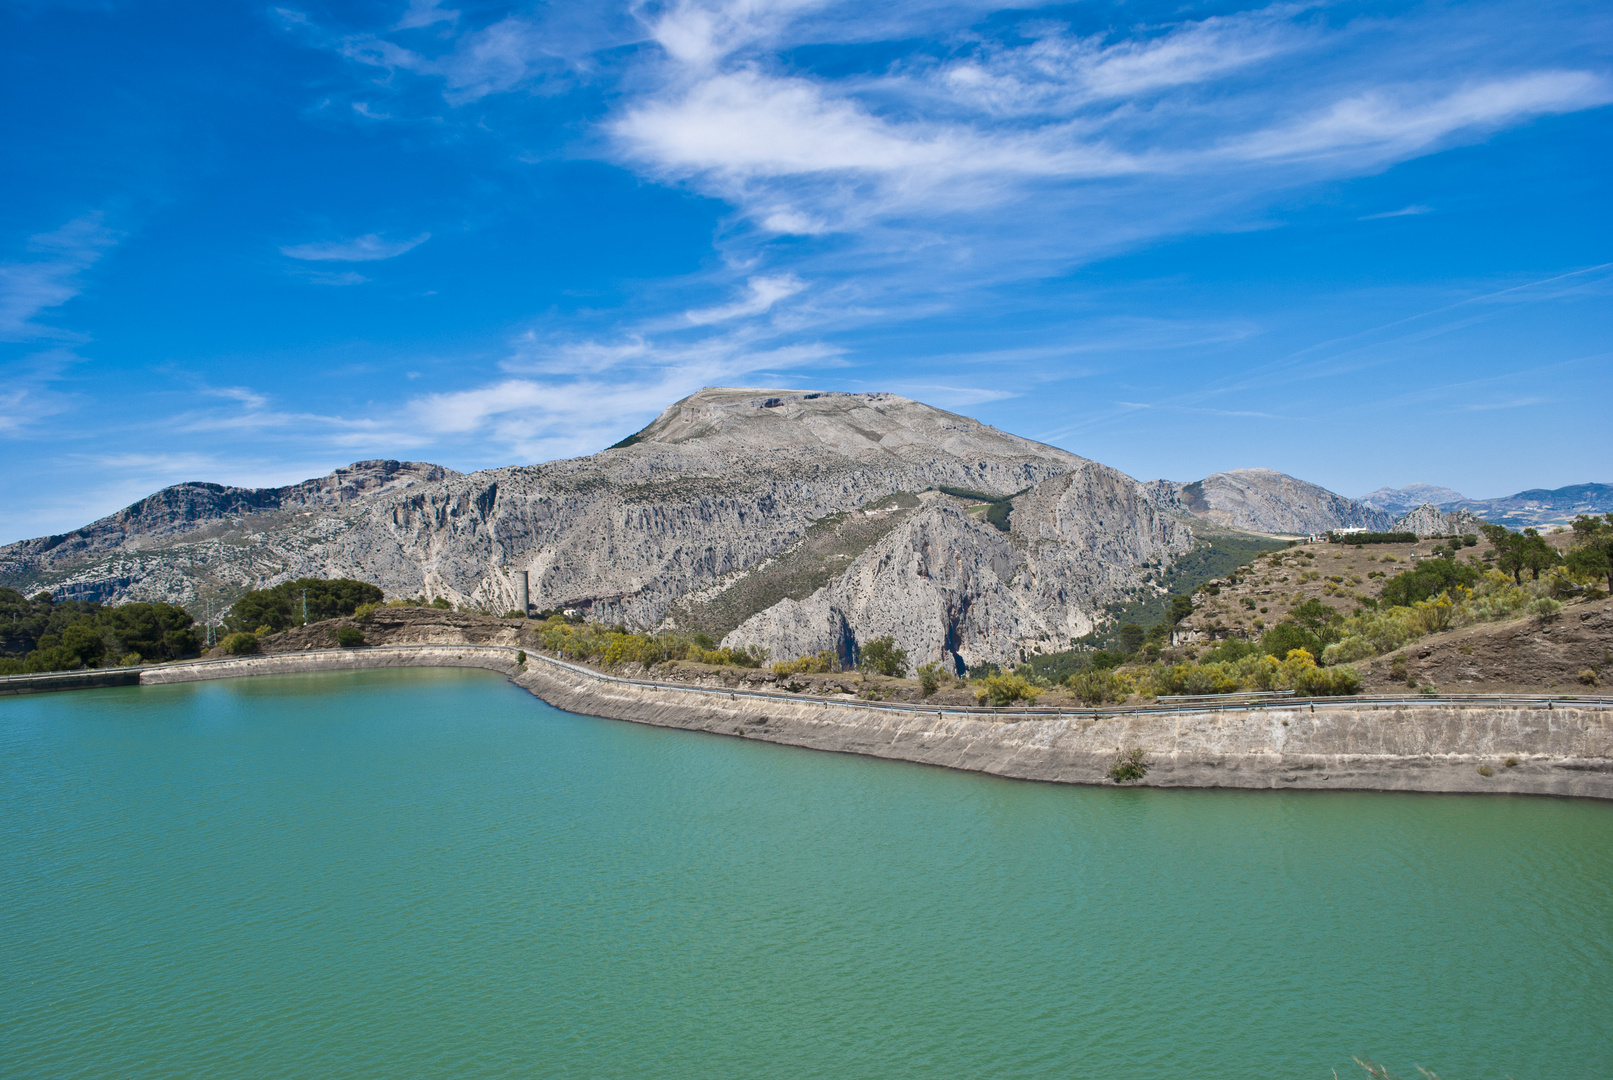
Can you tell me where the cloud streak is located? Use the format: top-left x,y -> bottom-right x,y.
0,214 -> 118,341
281,232 -> 431,261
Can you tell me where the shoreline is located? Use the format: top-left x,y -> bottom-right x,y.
122,644 -> 1613,800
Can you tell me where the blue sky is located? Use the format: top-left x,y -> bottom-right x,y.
2,0 -> 1609,542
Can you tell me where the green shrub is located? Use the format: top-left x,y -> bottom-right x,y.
774,651 -> 836,677
516,650 -> 527,666
916,661 -> 943,698
222,632 -> 259,655
22,645 -> 82,672
1261,622 -> 1323,660
1527,597 -> 1562,620
1322,636 -> 1377,664
1108,748 -> 1149,783
858,636 -> 909,677
334,625 -> 365,648
1068,669 -> 1129,705
1154,660 -> 1242,696
1293,662 -> 1361,696
1378,559 -> 1480,608
354,603 -> 377,621
973,673 -> 1040,706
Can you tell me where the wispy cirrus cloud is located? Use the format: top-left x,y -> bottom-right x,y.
0,214 -> 118,341
281,232 -> 430,261
685,274 -> 805,324
407,328 -> 841,460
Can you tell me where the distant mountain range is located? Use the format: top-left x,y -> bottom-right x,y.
0,387 -> 1605,668
1359,482 -> 1613,529
1357,483 -> 1467,515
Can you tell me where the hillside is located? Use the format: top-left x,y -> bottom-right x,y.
10,387 -> 1587,675
1358,483 -> 1467,514
1442,483 -> 1613,529
0,389 -> 1176,670
1173,530 -> 1609,693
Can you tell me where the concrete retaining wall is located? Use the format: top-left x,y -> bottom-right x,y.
129,646 -> 1613,799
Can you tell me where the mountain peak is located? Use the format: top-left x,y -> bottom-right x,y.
610,387 -> 1086,472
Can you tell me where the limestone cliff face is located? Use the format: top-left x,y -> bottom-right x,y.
316,389 -> 1087,627
1392,503 -> 1490,538
0,388 -> 1206,667
0,391 -> 1085,633
1162,468 -> 1391,535
0,461 -> 456,603
722,463 -> 1194,672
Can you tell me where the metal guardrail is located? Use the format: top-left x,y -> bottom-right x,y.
1157,690 -> 1296,703
6,645 -> 1613,719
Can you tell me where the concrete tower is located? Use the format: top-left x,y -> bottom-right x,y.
514,570 -> 529,617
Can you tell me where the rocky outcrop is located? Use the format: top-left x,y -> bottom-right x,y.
1161,468 -> 1391,535
1391,503 -> 1490,538
723,463 -> 1194,670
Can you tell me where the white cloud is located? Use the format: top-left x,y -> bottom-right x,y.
937,7 -> 1306,116
281,232 -> 431,261
1360,205 -> 1432,220
397,0 -> 457,31
1224,71 -> 1611,164
685,274 -> 806,324
341,14 -> 566,104
404,330 -> 841,459
0,214 -> 118,341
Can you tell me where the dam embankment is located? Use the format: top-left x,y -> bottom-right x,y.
129,644 -> 1613,799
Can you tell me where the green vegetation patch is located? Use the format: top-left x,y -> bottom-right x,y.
225,578 -> 384,633
538,617 -> 767,670
933,485 -> 1025,533
1089,529 -> 1284,650
1327,531 -> 1418,544
0,588 -> 198,674
667,493 -> 920,639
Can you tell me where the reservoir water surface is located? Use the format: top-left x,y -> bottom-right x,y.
3,668 -> 1610,1079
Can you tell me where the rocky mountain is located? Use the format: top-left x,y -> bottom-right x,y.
1150,468 -> 1391,536
0,461 -> 455,606
4,389 -> 1195,670
1358,483 -> 1466,514
35,389 -> 1514,671
1390,504 -> 1490,538
723,461 -> 1193,672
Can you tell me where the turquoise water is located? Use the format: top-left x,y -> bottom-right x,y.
3,670 -> 1610,1079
